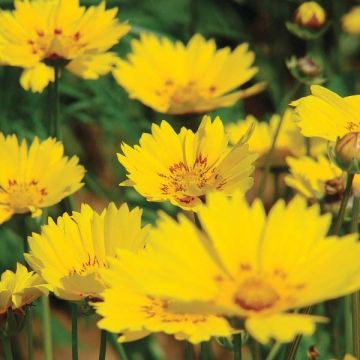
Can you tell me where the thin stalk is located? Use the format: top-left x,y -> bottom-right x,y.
51,66 -> 61,139
233,333 -> 242,360
108,333 -> 129,360
1,337 -> 13,360
26,307 -> 34,360
200,342 -> 212,360
352,196 -> 360,358
98,330 -> 107,360
265,342 -> 282,360
258,83 -> 301,200
71,303 -> 79,360
185,341 -> 195,360
331,173 -> 355,235
41,296 -> 53,360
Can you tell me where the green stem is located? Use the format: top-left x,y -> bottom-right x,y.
331,173 -> 355,235
185,341 -> 195,360
98,330 -> 107,360
258,82 -> 301,201
108,333 -> 129,360
352,196 -> 360,358
265,342 -> 282,360
233,334 -> 242,360
200,342 -> 212,360
51,66 -> 61,139
26,307 -> 34,360
41,296 -> 53,360
1,337 -> 13,360
71,303 -> 78,360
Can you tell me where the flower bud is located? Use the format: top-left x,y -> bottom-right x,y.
297,57 -> 321,77
295,2 -> 326,29
331,132 -> 360,173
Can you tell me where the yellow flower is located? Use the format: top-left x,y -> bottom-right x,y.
113,193 -> 360,343
342,7 -> 360,35
95,255 -> 234,344
25,203 -> 149,301
0,0 -> 130,92
118,115 -> 258,210
295,2 -> 326,28
291,85 -> 360,142
112,33 -> 265,114
0,134 -> 84,224
226,111 -> 327,165
285,155 -> 345,200
0,263 -> 48,315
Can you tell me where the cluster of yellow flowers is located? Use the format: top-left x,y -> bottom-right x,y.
1,0 -> 360,358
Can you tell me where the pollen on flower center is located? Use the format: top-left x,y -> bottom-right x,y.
234,277 -> 280,311
68,255 -> 107,277
4,179 -> 47,213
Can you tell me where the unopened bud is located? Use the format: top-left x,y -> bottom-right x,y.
331,132 -> 360,173
295,2 -> 326,29
298,57 -> 321,77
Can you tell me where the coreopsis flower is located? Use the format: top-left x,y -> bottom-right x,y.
113,193 -> 360,343
294,2 -> 326,29
285,155 -> 344,201
342,7 -> 360,35
118,115 -> 258,210
95,256 -> 233,344
112,33 -> 265,114
0,263 -> 48,315
25,203 -> 149,301
226,111 -> 326,166
0,134 -> 84,224
0,0 -> 130,92
291,85 -> 360,142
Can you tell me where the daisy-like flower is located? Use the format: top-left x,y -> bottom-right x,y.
112,33 -> 265,114
226,111 -> 326,166
291,85 -> 360,142
113,192 -> 360,343
0,134 -> 84,224
285,155 -> 345,201
342,6 -> 360,35
118,115 -> 258,210
25,203 -> 149,301
95,254 -> 234,344
294,2 -> 326,29
0,263 -> 48,316
0,0 -> 130,92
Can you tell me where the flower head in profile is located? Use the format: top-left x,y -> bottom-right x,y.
0,134 -> 84,224
113,33 -> 265,114
291,85 -> 360,142
118,115 -> 258,210
285,155 -> 345,202
342,6 -> 360,35
0,0 -> 130,92
25,203 -> 149,301
95,254 -> 234,344
0,263 -> 48,315
294,2 -> 326,29
114,193 -> 360,343
226,111 -> 326,166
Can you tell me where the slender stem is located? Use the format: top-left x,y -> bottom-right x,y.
98,330 -> 107,360
233,333 -> 242,360
108,333 -> 129,360
258,83 -> 301,200
265,342 -> 282,360
51,66 -> 61,139
185,341 -> 195,360
27,307 -> 34,360
71,303 -> 79,360
41,296 -> 53,360
200,342 -> 212,360
352,196 -> 360,358
331,173 -> 355,235
1,337 -> 13,360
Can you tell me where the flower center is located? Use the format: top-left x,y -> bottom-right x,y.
234,278 -> 279,312
2,179 -> 47,213
68,255 -> 107,277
